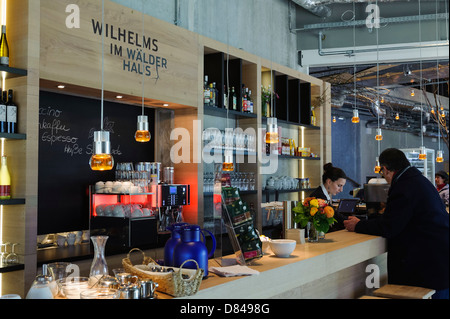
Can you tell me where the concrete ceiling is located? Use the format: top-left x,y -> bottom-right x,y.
292,0 -> 449,137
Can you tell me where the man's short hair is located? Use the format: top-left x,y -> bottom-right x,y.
379,148 -> 411,172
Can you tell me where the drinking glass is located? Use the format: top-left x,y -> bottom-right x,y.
47,262 -> 72,281
0,243 -> 8,264
6,243 -> 19,264
80,288 -> 119,299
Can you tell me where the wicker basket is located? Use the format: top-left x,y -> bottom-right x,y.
122,248 -> 204,297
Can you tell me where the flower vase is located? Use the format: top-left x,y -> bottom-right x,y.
307,222 -> 319,242
89,236 -> 109,283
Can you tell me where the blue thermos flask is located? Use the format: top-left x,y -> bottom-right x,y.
164,222 -> 188,266
173,225 -> 216,277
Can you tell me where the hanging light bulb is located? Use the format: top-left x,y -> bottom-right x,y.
418,146 -> 427,160
222,149 -> 234,171
332,116 -> 336,123
410,89 -> 415,97
436,150 -> 444,163
374,157 -> 381,174
351,109 -> 360,123
375,128 -> 383,141
135,115 -> 151,142
90,131 -> 114,171
395,112 -> 400,120
265,117 -> 279,144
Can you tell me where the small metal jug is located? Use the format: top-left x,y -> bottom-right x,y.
139,279 -> 158,299
119,284 -> 141,299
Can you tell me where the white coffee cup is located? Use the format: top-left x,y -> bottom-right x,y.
131,208 -> 143,218
113,205 -> 125,217
96,204 -> 106,216
95,181 -> 105,193
57,236 -> 66,247
104,205 -> 114,216
142,208 -> 151,216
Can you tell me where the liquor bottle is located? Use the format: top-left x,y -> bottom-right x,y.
231,87 -> 237,110
212,82 -> 219,107
209,83 -> 215,107
0,25 -> 9,66
223,85 -> 228,109
0,88 -> 6,133
6,90 -> 17,133
0,155 -> 11,200
247,90 -> 253,113
204,75 -> 210,106
241,85 -> 247,112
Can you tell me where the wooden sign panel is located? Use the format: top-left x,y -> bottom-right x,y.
40,0 -> 200,107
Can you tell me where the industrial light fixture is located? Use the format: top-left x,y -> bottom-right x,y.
374,157 -> 381,174
410,89 -> 415,97
418,0 -> 426,162
351,109 -> 360,123
395,112 -> 400,120
332,116 -> 336,123
222,149 -> 234,172
265,70 -> 278,144
266,116 -> 279,144
222,10 -> 234,172
134,2 -> 150,143
375,128 -> 383,141
436,150 -> 444,163
90,0 -> 113,171
135,115 -> 151,142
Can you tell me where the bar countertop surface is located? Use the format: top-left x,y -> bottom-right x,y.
179,230 -> 387,299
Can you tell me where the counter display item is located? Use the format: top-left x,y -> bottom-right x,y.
222,187 -> 263,264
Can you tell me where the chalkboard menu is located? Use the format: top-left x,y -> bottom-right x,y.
38,91 -> 155,234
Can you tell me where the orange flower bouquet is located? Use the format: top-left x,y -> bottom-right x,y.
292,197 -> 337,234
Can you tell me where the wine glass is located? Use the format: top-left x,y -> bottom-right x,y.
0,242 -> 8,265
6,243 -> 19,264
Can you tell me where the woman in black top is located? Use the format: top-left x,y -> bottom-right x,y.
309,163 -> 347,231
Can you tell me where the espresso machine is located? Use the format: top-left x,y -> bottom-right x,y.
157,184 -> 190,233
364,183 -> 390,215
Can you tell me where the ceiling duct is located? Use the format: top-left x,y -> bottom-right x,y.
290,0 -> 332,18
291,0 -> 446,19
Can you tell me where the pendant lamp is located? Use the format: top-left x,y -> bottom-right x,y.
222,6 -> 233,172
436,150 -> 444,163
351,109 -> 360,123
374,157 -> 381,174
266,116 -> 279,144
135,2 -> 151,143
135,115 -> 151,142
90,0 -> 113,171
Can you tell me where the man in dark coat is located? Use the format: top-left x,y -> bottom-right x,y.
344,148 -> 449,299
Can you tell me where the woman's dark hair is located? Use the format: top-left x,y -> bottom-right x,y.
379,148 -> 410,172
322,163 -> 347,184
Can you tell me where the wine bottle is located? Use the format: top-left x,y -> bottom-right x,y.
0,155 -> 11,200
0,25 -> 9,66
0,89 -> 6,133
6,89 -> 17,133
203,75 -> 210,106
231,87 -> 237,110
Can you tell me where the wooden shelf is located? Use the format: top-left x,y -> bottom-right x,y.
0,198 -> 26,205
0,132 -> 27,140
204,105 -> 257,119
0,65 -> 28,79
0,263 -> 25,273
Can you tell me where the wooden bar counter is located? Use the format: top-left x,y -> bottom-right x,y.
181,231 -> 387,299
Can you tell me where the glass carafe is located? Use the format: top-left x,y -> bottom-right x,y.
89,236 -> 109,284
